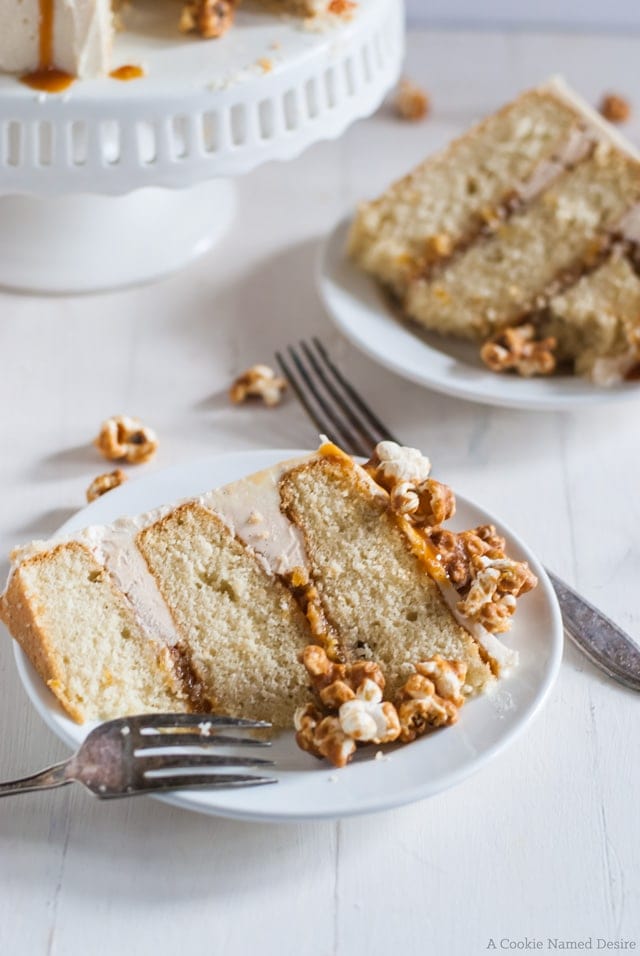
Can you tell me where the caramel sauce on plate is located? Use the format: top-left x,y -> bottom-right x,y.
109,65 -> 144,82
20,0 -> 75,93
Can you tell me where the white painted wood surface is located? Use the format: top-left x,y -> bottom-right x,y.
1,29 -> 640,956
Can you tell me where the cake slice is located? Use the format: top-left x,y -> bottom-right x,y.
137,502 -> 311,728
0,443 -> 534,729
0,541 -> 185,722
279,450 -> 492,698
348,77 -> 640,383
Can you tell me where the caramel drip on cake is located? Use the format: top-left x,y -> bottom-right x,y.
20,0 -> 75,93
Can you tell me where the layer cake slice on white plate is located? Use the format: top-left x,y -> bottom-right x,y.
0,442 -> 535,734
348,77 -> 640,384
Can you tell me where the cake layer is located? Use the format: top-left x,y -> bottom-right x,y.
404,147 -> 640,341
137,502 -> 312,729
0,542 -> 185,722
279,452 -> 494,698
348,84 -> 589,299
542,251 -> 640,384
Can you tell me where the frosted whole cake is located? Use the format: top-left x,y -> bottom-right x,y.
348,77 -> 640,386
0,441 -> 536,767
0,0 -> 352,85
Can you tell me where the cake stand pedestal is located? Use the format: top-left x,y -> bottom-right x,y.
0,0 -> 404,293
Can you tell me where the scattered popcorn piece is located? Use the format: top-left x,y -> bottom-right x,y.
395,78 -> 430,122
94,416 -> 158,464
179,0 -> 235,38
229,364 -> 288,407
599,92 -> 631,124
86,469 -> 128,503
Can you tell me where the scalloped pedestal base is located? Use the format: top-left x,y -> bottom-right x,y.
0,179 -> 236,293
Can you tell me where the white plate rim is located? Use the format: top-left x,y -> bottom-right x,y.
317,217 -> 640,412
12,448 -> 564,822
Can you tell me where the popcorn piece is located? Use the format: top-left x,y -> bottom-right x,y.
480,323 -> 557,378
295,645 -> 399,767
229,364 -> 287,407
396,657 -> 466,742
457,556 -> 537,634
179,0 -> 235,38
294,704 -> 356,768
338,679 -> 401,744
599,93 -> 631,124
94,416 -> 158,464
86,469 -> 128,503
366,442 -> 455,530
328,0 -> 357,15
395,78 -> 430,122
389,477 -> 455,528
365,441 -> 432,488
430,525 -> 537,633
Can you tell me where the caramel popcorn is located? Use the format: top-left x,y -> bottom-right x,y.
328,0 -> 357,15
294,645 -> 400,767
396,658 -> 466,742
94,416 -> 158,465
599,93 -> 631,124
480,323 -> 557,378
365,441 -> 454,530
395,78 -> 430,122
389,477 -> 455,528
429,525 -> 537,633
229,364 -> 287,407
365,441 -> 431,489
179,0 -> 235,38
294,704 -> 356,768
86,469 -> 128,503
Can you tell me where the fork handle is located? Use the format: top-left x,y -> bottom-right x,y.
0,760 -> 72,797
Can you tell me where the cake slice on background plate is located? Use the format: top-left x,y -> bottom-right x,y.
0,442 -> 536,763
348,77 -> 640,384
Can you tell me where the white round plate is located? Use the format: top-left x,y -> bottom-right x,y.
318,218 -> 640,411
13,449 -> 563,822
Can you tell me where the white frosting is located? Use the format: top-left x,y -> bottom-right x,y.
0,0 -> 112,77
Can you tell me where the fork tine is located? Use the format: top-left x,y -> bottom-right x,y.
311,338 -> 401,446
125,774 -> 277,795
300,340 -> 382,453
127,714 -> 271,731
136,733 -> 272,749
96,775 -> 277,797
277,346 -> 370,458
138,754 -> 274,774
276,349 -> 330,440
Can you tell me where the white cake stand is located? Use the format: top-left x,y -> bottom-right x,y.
0,0 -> 404,293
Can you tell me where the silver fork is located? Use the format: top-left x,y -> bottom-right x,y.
276,338 -> 640,693
0,713 -> 276,798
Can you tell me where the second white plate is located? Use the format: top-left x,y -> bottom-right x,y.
13,449 -> 563,822
318,218 -> 640,411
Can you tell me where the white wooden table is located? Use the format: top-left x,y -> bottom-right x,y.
1,28 -> 639,956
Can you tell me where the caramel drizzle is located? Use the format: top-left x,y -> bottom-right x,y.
20,0 -> 75,93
